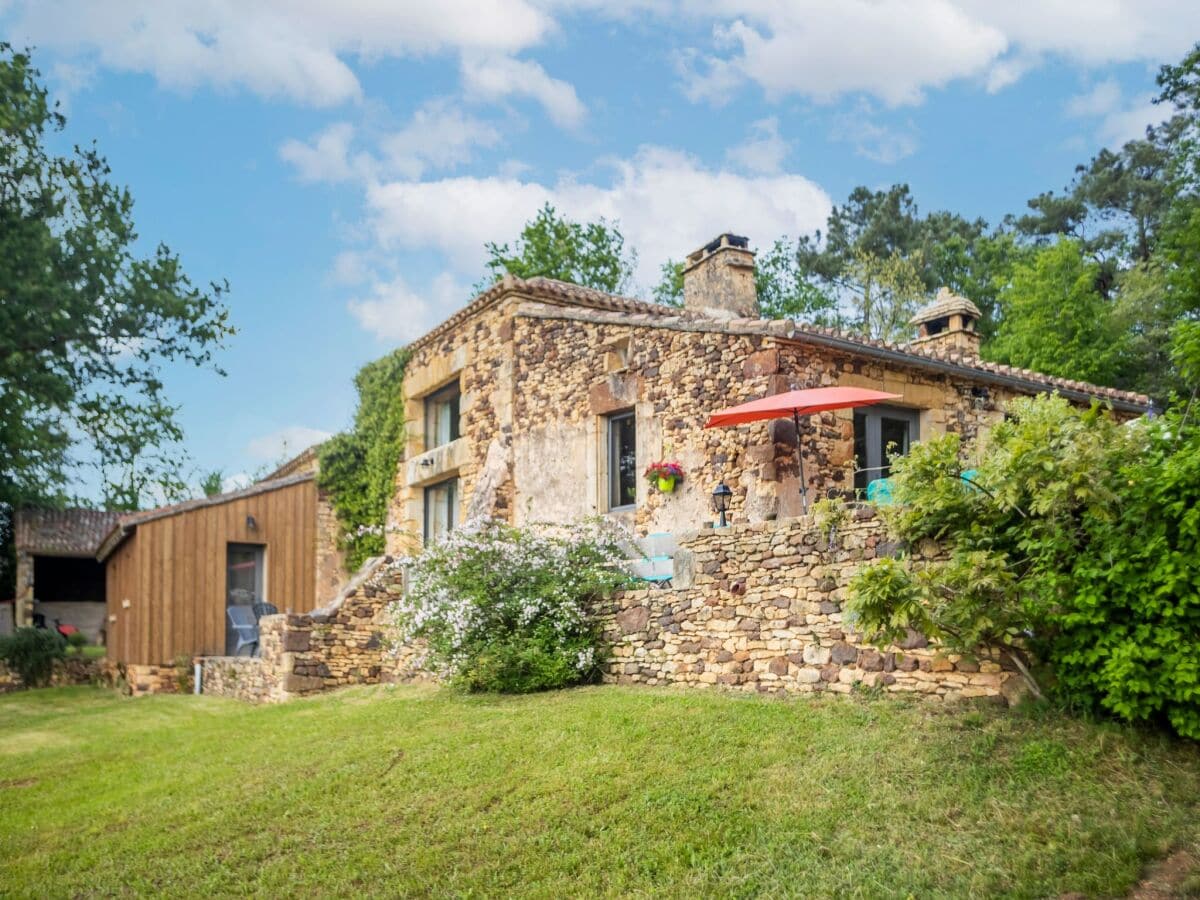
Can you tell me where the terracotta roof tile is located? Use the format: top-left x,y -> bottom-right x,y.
406,275 -> 1150,411
14,509 -> 122,557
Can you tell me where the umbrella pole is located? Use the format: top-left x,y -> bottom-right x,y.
793,409 -> 809,516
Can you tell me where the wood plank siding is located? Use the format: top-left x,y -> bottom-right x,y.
104,478 -> 322,665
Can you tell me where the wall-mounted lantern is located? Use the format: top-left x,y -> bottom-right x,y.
246,514 -> 258,531
712,481 -> 732,528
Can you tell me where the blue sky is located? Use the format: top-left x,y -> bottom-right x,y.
2,1 -> 1197,499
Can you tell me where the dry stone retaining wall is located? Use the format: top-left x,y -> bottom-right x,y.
598,511 -> 1021,702
196,558 -> 406,702
0,655 -> 106,693
195,511 -> 1021,705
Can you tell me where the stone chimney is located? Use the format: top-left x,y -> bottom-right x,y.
682,233 -> 759,318
909,287 -> 982,356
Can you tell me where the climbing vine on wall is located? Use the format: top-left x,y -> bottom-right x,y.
318,347 -> 410,572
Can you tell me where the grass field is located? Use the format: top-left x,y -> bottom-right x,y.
1,685 -> 1198,898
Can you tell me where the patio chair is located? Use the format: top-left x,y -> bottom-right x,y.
629,532 -> 678,589
251,601 -> 279,620
226,606 -> 259,657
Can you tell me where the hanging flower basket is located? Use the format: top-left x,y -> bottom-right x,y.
645,461 -> 684,493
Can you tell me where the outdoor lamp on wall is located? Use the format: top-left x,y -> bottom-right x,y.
712,481 -> 732,528
246,514 -> 257,531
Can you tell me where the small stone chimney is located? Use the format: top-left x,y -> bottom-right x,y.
909,287 -> 982,356
682,233 -> 759,318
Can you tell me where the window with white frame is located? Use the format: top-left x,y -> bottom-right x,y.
423,477 -> 459,544
424,381 -> 461,451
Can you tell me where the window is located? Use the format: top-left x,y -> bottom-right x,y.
607,411 -> 637,510
853,405 -> 920,492
424,477 -> 459,544
424,382 -> 461,451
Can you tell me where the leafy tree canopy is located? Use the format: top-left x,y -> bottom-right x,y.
479,203 -> 636,295
0,44 -> 233,513
987,240 -> 1130,386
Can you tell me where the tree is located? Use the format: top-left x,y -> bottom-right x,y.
199,469 -> 225,498
987,240 -> 1128,387
754,238 -> 839,322
1014,119 -> 1185,296
796,184 -> 989,292
479,203 -> 636,294
652,258 -> 684,307
846,394 -> 1200,738
843,248 -> 928,343
0,45 -> 233,513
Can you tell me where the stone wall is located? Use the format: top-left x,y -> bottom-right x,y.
195,510 -> 1022,706
0,655 -> 109,693
314,488 -> 347,604
598,512 -> 1022,703
196,558 -> 405,703
120,662 -> 185,696
196,656 -> 272,702
390,294 -> 1034,546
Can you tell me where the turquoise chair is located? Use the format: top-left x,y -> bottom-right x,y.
866,477 -> 894,505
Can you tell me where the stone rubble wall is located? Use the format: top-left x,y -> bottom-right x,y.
0,655 -> 106,693
598,511 -> 1022,703
196,557 -> 408,703
194,510 -> 1021,706
196,656 -> 272,702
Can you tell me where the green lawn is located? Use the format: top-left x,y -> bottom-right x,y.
1,686 -> 1197,898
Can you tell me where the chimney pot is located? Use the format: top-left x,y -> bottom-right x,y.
682,233 -> 759,318
908,287 -> 982,357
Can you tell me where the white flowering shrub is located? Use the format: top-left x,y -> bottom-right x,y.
388,517 -> 632,693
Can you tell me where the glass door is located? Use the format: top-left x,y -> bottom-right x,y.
853,406 -> 920,491
226,544 -> 264,655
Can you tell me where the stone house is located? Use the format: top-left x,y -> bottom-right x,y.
389,233 -> 1149,551
191,232 -> 1151,705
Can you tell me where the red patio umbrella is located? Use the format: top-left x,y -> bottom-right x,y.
704,386 -> 901,515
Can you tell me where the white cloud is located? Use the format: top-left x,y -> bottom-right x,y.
364,145 -> 832,287
245,426 -> 334,463
279,123 -> 369,184
831,104 -> 919,164
680,1 -> 1008,107
672,1 -> 1200,107
281,102 -> 504,184
1066,80 -> 1172,148
1065,80 -> 1125,119
348,272 -> 471,342
3,0 -> 553,106
461,55 -> 587,129
726,117 -> 790,174
380,99 -> 503,178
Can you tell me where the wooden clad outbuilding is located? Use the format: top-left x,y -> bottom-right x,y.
97,473 -> 333,666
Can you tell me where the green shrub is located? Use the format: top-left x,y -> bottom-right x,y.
388,518 -> 630,693
65,632 -> 88,653
847,393 -> 1200,738
0,627 -> 66,686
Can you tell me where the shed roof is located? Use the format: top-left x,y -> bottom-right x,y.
95,472 -> 315,561
15,508 -> 122,558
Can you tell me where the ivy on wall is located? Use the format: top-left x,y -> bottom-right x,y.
318,348 -> 410,572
